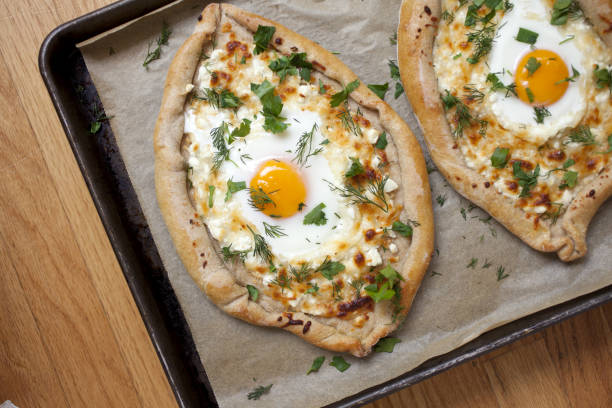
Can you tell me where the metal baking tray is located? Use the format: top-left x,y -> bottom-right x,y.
39,1 -> 612,407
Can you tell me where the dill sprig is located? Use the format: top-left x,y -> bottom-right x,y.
441,90 -> 474,137
211,122 -> 230,171
220,245 -> 248,263
143,22 -> 171,68
289,263 -> 312,282
463,85 -> 484,103
565,125 -> 597,146
336,101 -> 362,138
248,187 -> 277,211
349,278 -> 365,297
247,226 -> 272,264
466,23 -> 497,64
326,177 -> 389,213
263,222 -> 286,238
294,123 -> 323,166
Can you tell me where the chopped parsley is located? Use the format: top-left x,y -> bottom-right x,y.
268,52 -> 312,82
365,265 -> 403,303
329,356 -> 350,372
246,284 -> 259,301
307,356 -> 325,374
345,157 -> 365,178
550,0 -> 582,26
467,257 -> 478,268
526,87 -> 535,103
516,27 -> 538,45
491,147 -> 509,169
559,170 -> 578,189
198,87 -> 242,110
228,118 -> 251,144
330,79 -> 360,107
253,25 -> 275,55
373,337 -> 401,353
303,203 -> 327,226
247,384 -> 272,400
512,161 -> 540,197
208,185 -> 215,208
597,134 -> 612,154
251,80 -> 288,133
391,220 -> 416,237
316,257 -> 345,280
594,65 -> 612,91
388,60 -> 404,98
367,83 -> 389,99
374,132 -> 388,149
486,73 -> 517,97
525,57 -> 541,77
225,179 -> 246,201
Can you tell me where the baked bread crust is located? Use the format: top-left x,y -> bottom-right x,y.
155,3 -> 434,356
398,0 -> 612,261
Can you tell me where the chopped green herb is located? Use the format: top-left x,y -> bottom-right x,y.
307,356 -> 325,374
388,59 -> 400,80
513,161 -> 540,197
597,134 -> 612,154
330,79 -> 360,107
534,106 -> 551,124
248,225 -> 272,264
467,257 -> 478,268
367,83 -> 389,99
391,220 -> 415,237
326,177 -> 389,212
246,285 -> 259,301
555,66 -> 580,85
303,203 -> 327,226
373,337 -> 401,353
208,185 -> 215,208
526,87 -> 535,103
486,73 -> 517,97
143,22 -> 171,68
263,222 -> 287,238
453,52 -> 463,60
251,80 -> 288,133
248,187 -> 277,211
211,122 -> 231,171
551,0 -> 582,26
319,79 -> 326,94
345,157 -> 365,178
316,257 -> 345,280
305,282 -> 319,295
559,170 -> 578,189
225,179 -> 246,202
436,194 -> 447,207
394,82 -> 405,99
441,89 -> 474,137
389,32 -> 398,45
294,123 -> 322,167
525,57 -> 541,76
268,52 -> 313,82
253,25 -> 275,54
566,125 -> 597,145
247,384 -> 272,400
516,27 -> 538,45
329,356 -> 350,372
221,245 -> 248,263
374,132 -> 388,149
228,118 -> 251,144
466,23 -> 497,64
594,65 -> 612,91
496,265 -> 509,281
559,34 -> 575,44
491,147 -> 509,169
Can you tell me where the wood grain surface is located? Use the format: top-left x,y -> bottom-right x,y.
0,1 -> 610,407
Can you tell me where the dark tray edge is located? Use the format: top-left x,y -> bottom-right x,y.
38,1 -> 612,407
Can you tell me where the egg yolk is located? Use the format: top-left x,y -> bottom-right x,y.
515,49 -> 569,106
250,160 -> 306,218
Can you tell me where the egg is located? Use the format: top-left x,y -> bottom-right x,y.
486,0 -> 586,145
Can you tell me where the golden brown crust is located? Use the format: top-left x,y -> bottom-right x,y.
155,3 -> 434,356
398,0 -> 612,262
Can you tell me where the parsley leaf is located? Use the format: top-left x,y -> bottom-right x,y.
525,57 -> 541,76
246,284 -> 259,301
228,118 -> 251,144
329,356 -> 351,372
251,81 -> 288,133
516,27 -> 538,44
365,281 -> 395,302
330,79 -> 360,107
253,25 -> 275,55
317,258 -> 345,280
225,179 -> 246,201
512,162 -> 540,197
303,203 -> 327,225
345,157 -> 365,178
551,0 -> 582,26
374,132 -> 388,149
388,59 -> 400,80
534,106 -> 551,124
560,170 -> 578,189
594,65 -> 612,91
491,147 -> 509,169
268,52 -> 313,82
367,83 -> 389,99
373,337 -> 401,353
391,220 -> 413,237
307,356 -> 325,374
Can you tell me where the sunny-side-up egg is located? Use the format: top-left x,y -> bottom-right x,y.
486,0 -> 587,145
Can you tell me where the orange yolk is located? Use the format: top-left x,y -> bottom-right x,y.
249,160 -> 306,218
515,49 -> 569,106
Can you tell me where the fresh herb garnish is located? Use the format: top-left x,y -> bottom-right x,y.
345,157 -> 365,178
466,23 -> 497,64
559,35 -> 575,44
268,52 -> 313,82
491,147 -> 509,168
597,134 -> 612,154
391,220 -> 418,237
263,222 -> 287,238
559,170 -> 578,189
329,356 -> 351,372
594,65 -> 612,91
316,257 -> 345,280
374,132 -> 388,149
367,83 -> 389,99
486,73 -> 517,97
463,85 -> 485,103
512,161 -> 540,197
198,87 -> 242,110
566,125 -> 597,145
326,177 -> 389,212
307,356 -> 325,374
467,257 -> 478,268
526,87 -> 535,103
364,265 -> 403,303
225,179 -> 246,201
221,245 -> 248,263
319,80 -> 326,94
248,187 -> 277,211
246,284 -> 259,301
388,60 -> 404,98
228,118 -> 251,144
89,105 -> 114,134
330,79 -> 360,107
436,194 -> 447,206
555,66 -> 580,85
516,27 -> 538,45
253,25 -> 275,55
294,123 -> 323,167
247,384 -> 272,400
303,203 -> 327,226
496,265 -> 509,281
534,106 -> 551,124
208,185 -> 215,208
336,102 -> 362,138
441,89 -> 474,137
550,0 -> 582,26
143,22 -> 171,68
251,80 -> 288,133
248,225 -> 272,264
525,57 -> 541,76
441,10 -> 455,24
211,122 -> 231,171
289,263 -> 312,282
373,337 -> 401,353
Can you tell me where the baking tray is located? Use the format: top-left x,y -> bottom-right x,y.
39,1 -> 612,407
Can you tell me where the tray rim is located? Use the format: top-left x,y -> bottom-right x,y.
39,1 -> 612,407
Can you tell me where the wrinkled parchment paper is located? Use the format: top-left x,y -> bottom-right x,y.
79,1 -> 612,406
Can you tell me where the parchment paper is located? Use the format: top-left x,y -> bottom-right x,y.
78,1 -> 612,406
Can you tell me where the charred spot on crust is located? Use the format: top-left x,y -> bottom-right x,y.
202,260 -> 208,269
197,14 -> 203,21
337,296 -> 374,318
290,46 -> 298,52
472,183 -> 477,189
281,313 -> 304,327
588,189 -> 596,198
274,37 -> 283,45
484,181 -> 491,188
547,150 -> 566,161
424,5 -> 432,15
277,316 -> 283,322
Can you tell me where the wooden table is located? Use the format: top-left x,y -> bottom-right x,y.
0,1 -> 609,407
